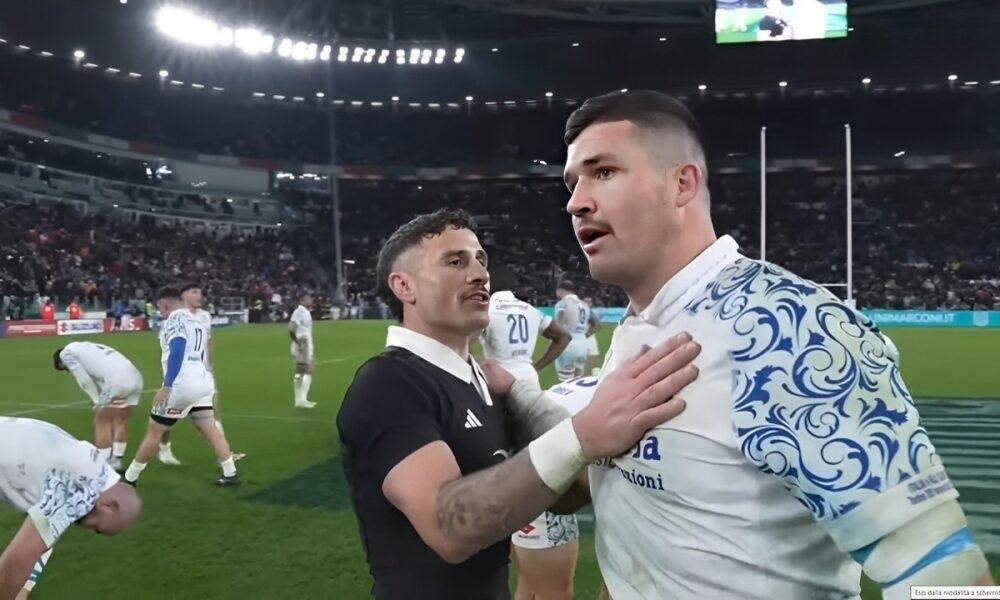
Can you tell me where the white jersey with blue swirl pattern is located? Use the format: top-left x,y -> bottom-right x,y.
592,235 -> 952,600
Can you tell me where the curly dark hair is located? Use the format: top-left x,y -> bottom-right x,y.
375,208 -> 478,321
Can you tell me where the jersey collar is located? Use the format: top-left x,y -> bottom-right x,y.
624,235 -> 741,326
386,326 -> 492,405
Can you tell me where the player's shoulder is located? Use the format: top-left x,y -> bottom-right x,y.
340,351 -> 438,419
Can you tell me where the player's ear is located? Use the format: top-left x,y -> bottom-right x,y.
673,163 -> 702,209
388,271 -> 416,308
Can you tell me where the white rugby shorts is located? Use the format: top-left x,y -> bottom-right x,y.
152,370 -> 215,420
500,361 -> 541,390
97,369 -> 144,408
554,337 -> 589,381
512,511 -> 579,550
585,335 -> 599,357
291,337 -> 315,364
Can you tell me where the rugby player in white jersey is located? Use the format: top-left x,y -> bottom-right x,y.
0,417 -> 141,600
509,376 -> 597,600
480,280 -> 571,390
561,90 -> 992,597
122,287 -> 239,487
179,284 -> 244,462
553,282 -> 594,381
53,341 -> 143,470
289,292 -> 316,408
581,296 -> 603,374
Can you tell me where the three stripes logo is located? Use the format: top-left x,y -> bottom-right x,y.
464,409 -> 483,429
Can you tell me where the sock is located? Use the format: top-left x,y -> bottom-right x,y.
301,374 -> 312,403
215,420 -> 225,435
97,447 -> 112,462
293,374 -> 303,404
124,461 -> 147,482
220,456 -> 237,477
159,442 -> 172,453
112,441 -> 127,458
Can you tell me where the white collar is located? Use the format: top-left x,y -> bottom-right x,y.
492,290 -> 517,301
386,326 -> 492,404
626,235 -> 741,325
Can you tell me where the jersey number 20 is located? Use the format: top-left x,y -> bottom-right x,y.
507,314 -> 529,344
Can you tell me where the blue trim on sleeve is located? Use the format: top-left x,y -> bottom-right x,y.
163,337 -> 186,387
850,540 -> 878,566
882,528 -> 978,588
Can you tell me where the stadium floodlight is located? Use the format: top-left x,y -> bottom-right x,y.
212,86 -> 224,91
278,38 -> 292,57
235,28 -> 261,54
39,51 -> 53,57
435,54 -> 444,64
316,92 -> 325,98
545,91 -> 554,97
16,45 -> 29,51
894,150 -> 906,157
273,94 -> 285,100
320,44 -> 331,61
504,100 -> 516,105
991,80 -> 1000,85
261,35 -> 274,54
170,79 -> 183,85
350,101 -> 363,106
395,48 -> 405,58
73,49 -> 85,59
862,77 -> 871,84
410,102 -> 423,107
447,102 -> 460,108
491,47 -> 498,52
396,56 -> 405,65
333,100 -> 345,105
291,41 -> 307,60
371,101 -> 384,107
191,83 -> 205,89
252,92 -> 265,97
293,96 -> 304,102
156,7 -> 221,47
128,72 -> 142,78
698,84 -> 707,91
158,69 -> 169,78
420,48 -> 431,64
83,62 -> 98,68
339,53 -> 348,62
965,81 -> 979,85
0,38 -> 6,43
658,37 -> 667,42
106,67 -> 120,74
947,74 -> 958,81
428,102 -> 441,108
620,88 -> 628,92
779,80 -> 788,88
219,27 -> 233,47
378,49 -> 388,64
409,48 -> 420,64
465,95 -> 474,101
572,42 -> 580,47
305,43 -> 318,61
391,96 -> 400,101
364,48 -> 376,63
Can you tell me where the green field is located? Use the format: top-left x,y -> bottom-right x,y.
0,322 -> 997,598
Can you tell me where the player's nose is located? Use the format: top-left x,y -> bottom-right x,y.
566,184 -> 595,217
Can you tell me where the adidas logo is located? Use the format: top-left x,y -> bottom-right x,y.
464,409 -> 483,429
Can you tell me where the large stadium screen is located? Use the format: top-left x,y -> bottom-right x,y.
715,0 -> 848,44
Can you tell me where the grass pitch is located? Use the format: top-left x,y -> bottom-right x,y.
0,321 -> 997,598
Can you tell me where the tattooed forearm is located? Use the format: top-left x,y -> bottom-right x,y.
436,452 -> 561,557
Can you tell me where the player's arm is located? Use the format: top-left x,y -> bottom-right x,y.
533,319 -> 571,372
207,335 -> 216,370
60,351 -> 100,405
382,335 -> 698,563
288,317 -> 299,342
734,302 -> 991,595
586,311 -> 602,338
0,518 -> 47,600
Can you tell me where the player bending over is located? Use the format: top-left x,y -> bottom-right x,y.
53,341 -> 143,471
581,297 -> 603,375
509,376 -> 598,600
123,287 -> 239,487
480,280 -> 571,389
553,281 -> 593,381
289,292 -> 316,408
0,417 -> 141,600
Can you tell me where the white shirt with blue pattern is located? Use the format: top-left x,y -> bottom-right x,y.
0,417 -> 118,548
592,235 -> 953,600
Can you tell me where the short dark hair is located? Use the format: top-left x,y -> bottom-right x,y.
376,208 -> 478,321
156,286 -> 181,302
53,348 -> 65,370
564,90 -> 706,156
557,280 -> 576,292
180,283 -> 201,294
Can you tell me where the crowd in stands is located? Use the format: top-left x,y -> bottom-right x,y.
2,51 -> 999,167
0,199 -> 320,318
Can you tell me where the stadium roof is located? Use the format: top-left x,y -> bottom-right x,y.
1,0 -> 998,103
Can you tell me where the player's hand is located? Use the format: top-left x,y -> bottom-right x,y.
572,332 -> 700,460
480,360 -> 516,396
153,387 -> 171,413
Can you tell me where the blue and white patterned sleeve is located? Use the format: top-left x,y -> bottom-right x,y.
162,314 -> 188,344
693,259 -> 956,554
27,464 -> 113,547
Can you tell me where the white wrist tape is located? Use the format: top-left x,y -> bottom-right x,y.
528,418 -> 588,494
508,379 -> 571,429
